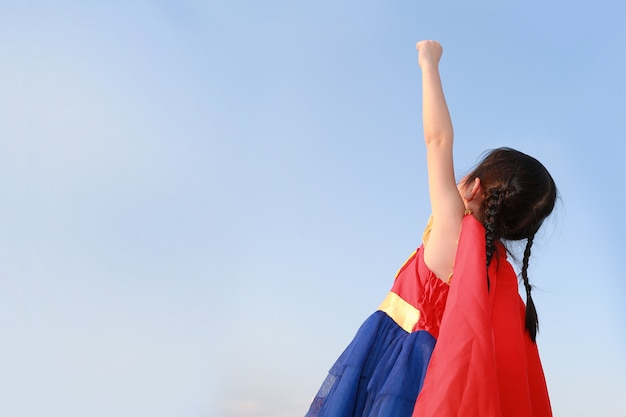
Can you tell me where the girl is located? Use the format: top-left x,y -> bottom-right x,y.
305,40 -> 556,417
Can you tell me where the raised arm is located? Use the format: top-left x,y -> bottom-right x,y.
417,40 -> 466,281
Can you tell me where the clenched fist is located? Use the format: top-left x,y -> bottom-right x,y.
416,40 -> 443,68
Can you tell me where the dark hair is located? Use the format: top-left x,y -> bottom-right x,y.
464,147 -> 557,342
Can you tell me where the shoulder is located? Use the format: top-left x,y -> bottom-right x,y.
423,212 -> 465,282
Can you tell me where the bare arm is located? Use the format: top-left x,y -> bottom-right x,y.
417,41 -> 465,280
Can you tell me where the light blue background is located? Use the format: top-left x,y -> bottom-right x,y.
0,1 -> 624,416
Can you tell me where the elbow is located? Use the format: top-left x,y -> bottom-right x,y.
424,133 -> 453,148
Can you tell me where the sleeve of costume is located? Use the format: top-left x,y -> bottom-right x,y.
412,215 -> 552,417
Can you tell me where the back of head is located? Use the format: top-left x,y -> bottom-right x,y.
465,147 -> 557,242
464,147 -> 557,342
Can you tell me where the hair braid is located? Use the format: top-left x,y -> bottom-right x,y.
464,148 -> 555,344
522,233 -> 539,342
483,189 -> 503,290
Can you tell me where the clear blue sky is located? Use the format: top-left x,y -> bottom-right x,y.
0,1 -> 625,416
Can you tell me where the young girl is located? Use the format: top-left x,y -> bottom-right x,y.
305,41 -> 556,417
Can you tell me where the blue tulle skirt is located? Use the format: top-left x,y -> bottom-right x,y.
305,311 -> 436,417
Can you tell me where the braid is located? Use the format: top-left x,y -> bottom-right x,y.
465,148 -> 555,343
522,233 -> 539,342
483,189 -> 503,290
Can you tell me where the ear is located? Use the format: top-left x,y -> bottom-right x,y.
466,177 -> 482,201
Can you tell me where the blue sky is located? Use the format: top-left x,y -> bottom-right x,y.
0,1 -> 625,416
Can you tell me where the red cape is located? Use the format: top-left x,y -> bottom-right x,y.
413,216 -> 552,417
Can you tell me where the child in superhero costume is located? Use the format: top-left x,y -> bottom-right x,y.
305,40 -> 557,417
